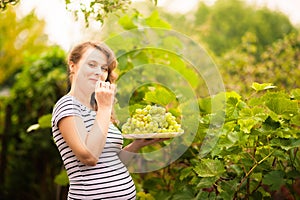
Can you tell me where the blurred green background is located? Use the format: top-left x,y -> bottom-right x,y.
0,0 -> 300,199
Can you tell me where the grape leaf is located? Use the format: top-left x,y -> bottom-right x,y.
262,171 -> 285,191
194,158 -> 225,177
270,138 -> 300,151
144,87 -> 176,106
145,10 -> 171,29
197,177 -> 218,189
118,14 -> 138,30
251,82 -> 276,92
179,167 -> 194,181
238,118 -> 257,133
291,88 -> 300,100
265,96 -> 298,118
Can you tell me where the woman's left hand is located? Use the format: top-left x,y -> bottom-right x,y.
125,138 -> 170,153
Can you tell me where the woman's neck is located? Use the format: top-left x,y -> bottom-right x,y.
68,88 -> 94,110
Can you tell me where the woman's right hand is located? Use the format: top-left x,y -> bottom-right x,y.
95,81 -> 116,110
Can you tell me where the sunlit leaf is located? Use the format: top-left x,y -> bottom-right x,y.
136,191 -> 155,200
194,158 -> 225,177
265,96 -> 298,118
118,14 -> 138,30
26,124 -> 40,132
38,114 -> 52,128
291,88 -> 300,100
251,82 -> 277,92
145,10 -> 171,29
238,118 -> 257,133
54,169 -> 69,186
144,87 -> 176,106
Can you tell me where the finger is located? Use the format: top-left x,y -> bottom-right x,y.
99,81 -> 110,89
109,83 -> 116,91
103,82 -> 108,87
97,81 -> 105,87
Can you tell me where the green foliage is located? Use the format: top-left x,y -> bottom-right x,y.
54,169 -> 69,186
194,0 -> 296,56
0,0 -> 18,11
104,10 -> 300,199
251,82 -> 277,92
162,0 -> 296,58
3,1 -> 300,199
219,33 -> 300,94
118,10 -> 171,30
1,46 -> 67,199
26,114 -> 52,132
65,0 -> 158,27
131,86 -> 300,200
0,6 -> 49,85
144,87 -> 176,106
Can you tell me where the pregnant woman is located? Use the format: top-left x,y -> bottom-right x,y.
51,41 -> 165,199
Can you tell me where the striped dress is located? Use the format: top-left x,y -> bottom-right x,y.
51,95 -> 136,200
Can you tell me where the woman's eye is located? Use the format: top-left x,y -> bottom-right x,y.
88,63 -> 96,67
101,66 -> 108,72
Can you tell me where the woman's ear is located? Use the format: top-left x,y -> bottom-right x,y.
69,62 -> 75,74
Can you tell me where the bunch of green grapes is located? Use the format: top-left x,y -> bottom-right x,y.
121,105 -> 183,134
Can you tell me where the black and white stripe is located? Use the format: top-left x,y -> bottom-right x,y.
52,95 -> 136,200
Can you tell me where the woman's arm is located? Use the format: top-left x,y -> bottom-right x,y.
59,107 -> 112,166
58,82 -> 115,166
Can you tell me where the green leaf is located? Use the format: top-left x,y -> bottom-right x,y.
179,167 -> 194,181
291,114 -> 300,126
291,88 -> 300,100
193,158 -> 225,177
218,179 -> 238,200
226,97 -> 240,120
118,14 -> 138,30
262,171 -> 285,191
137,191 -> 155,200
171,189 -> 195,200
237,106 -> 268,133
197,177 -> 218,189
144,10 -> 171,29
196,190 -> 217,200
270,138 -> 300,151
144,87 -> 176,106
54,169 -> 69,186
238,118 -> 257,133
251,82 -> 277,92
226,91 -> 242,100
252,106 -> 269,121
38,114 -> 52,128
265,96 -> 298,118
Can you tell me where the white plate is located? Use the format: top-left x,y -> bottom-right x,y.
122,131 -> 184,139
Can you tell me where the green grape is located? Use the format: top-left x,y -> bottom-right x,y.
121,104 -> 183,134
135,108 -> 142,114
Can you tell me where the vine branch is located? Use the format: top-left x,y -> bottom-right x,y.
235,151 -> 274,197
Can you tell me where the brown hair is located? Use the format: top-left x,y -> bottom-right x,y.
67,41 -> 118,85
67,41 -> 119,123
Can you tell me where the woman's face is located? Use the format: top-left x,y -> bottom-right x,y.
71,47 -> 109,94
